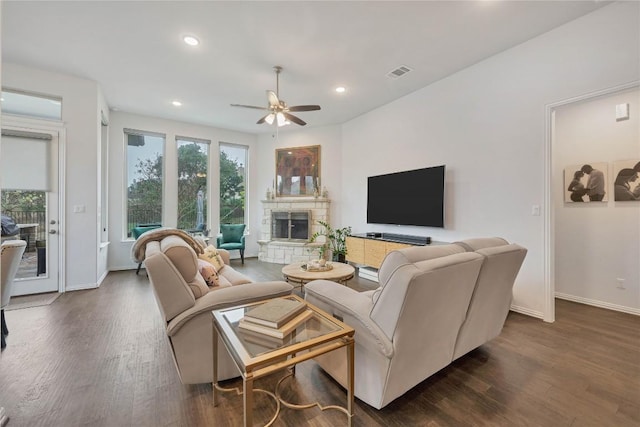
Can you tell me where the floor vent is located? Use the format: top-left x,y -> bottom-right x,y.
387,65 -> 413,79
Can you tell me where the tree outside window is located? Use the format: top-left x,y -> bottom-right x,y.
126,132 -> 164,238
177,139 -> 209,232
220,144 -> 247,226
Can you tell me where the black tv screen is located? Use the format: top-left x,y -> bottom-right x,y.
367,165 -> 445,227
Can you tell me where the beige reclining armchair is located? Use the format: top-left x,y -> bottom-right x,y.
1,240 -> 27,350
305,244 -> 484,409
304,238 -> 526,409
452,238 -> 527,360
142,234 -> 293,384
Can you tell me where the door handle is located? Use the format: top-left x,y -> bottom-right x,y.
50,220 -> 57,225
49,230 -> 57,234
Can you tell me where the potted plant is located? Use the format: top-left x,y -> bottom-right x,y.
310,220 -> 352,263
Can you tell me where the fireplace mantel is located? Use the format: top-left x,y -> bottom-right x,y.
258,198 -> 330,264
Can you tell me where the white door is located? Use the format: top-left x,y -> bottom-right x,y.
1,124 -> 61,295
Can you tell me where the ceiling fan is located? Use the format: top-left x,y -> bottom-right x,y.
231,66 -> 321,127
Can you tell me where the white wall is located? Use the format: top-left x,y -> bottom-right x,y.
3,63 -> 102,291
256,125 -> 344,229
335,2 -> 639,318
554,87 -> 640,314
107,111 -> 257,270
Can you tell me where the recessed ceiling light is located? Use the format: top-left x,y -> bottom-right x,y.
183,35 -> 200,46
335,86 -> 346,93
172,100 -> 182,107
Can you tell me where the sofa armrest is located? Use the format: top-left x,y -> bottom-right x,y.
167,281 -> 293,336
304,280 -> 394,358
217,248 -> 231,265
216,235 -> 223,247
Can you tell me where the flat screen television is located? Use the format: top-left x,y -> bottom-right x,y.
367,165 -> 445,227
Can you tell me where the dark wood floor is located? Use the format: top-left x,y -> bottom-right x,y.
1,258 -> 638,426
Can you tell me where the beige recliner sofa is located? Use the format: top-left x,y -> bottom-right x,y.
304,237 -> 526,409
142,234 -> 293,384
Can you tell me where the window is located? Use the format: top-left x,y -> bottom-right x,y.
1,89 -> 62,121
219,143 -> 248,226
125,129 -> 165,238
177,137 -> 210,233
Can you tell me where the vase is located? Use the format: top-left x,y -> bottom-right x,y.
332,253 -> 346,263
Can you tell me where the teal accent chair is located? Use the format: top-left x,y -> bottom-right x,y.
132,223 -> 162,274
217,224 -> 246,264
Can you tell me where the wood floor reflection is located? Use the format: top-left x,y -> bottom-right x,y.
0,258 -> 638,426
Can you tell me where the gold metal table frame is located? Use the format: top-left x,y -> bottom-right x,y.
212,295 -> 355,427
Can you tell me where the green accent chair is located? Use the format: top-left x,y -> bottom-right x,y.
132,223 -> 162,274
217,224 -> 246,264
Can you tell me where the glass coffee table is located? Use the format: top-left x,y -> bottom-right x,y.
211,294 -> 355,427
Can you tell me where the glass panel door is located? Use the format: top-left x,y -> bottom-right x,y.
1,126 -> 60,295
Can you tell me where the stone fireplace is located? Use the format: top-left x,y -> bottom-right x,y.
258,198 -> 330,264
271,210 -> 310,241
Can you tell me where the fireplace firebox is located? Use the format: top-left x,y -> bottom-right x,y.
271,210 -> 310,241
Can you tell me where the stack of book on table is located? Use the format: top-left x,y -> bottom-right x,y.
238,298 -> 313,340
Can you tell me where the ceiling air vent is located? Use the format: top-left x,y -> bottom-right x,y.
387,65 -> 413,79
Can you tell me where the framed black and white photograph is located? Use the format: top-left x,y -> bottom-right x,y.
564,162 -> 608,203
613,159 -> 640,201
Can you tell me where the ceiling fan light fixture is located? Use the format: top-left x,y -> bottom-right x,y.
231,66 -> 320,127
265,113 -> 275,125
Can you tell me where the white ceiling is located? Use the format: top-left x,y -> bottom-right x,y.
2,1 -> 608,134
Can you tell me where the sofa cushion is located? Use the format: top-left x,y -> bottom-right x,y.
189,273 -> 210,299
197,259 -> 219,287
373,244 -> 466,304
157,235 -> 209,299
160,236 -> 199,280
144,245 -> 196,322
216,274 -> 233,288
454,237 -> 509,252
452,243 -> 527,360
199,245 -> 226,271
220,265 -> 253,286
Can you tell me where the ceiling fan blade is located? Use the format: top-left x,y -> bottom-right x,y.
231,103 -> 268,110
283,112 -> 307,126
288,105 -> 321,112
267,90 -> 280,108
256,114 -> 270,124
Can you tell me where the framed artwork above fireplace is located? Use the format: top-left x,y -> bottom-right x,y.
275,145 -> 320,197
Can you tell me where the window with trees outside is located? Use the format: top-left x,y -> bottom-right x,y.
220,143 -> 247,227
177,137 -> 209,233
125,130 -> 165,238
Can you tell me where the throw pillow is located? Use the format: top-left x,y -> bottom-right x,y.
199,245 -> 225,271
197,259 -> 219,287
